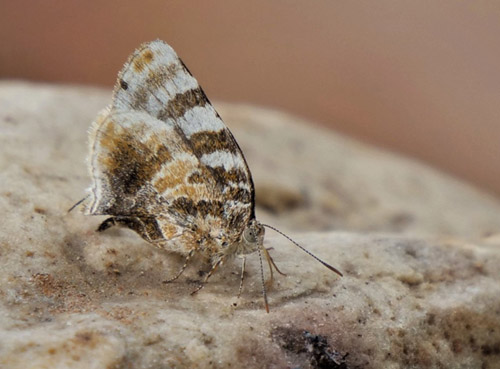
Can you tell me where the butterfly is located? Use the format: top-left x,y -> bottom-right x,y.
72,40 -> 342,312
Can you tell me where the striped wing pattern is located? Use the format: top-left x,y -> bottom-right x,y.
86,40 -> 255,254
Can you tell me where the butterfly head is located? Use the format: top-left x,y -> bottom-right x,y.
238,219 -> 265,255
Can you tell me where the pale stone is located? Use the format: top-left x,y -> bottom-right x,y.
1,81 -> 500,368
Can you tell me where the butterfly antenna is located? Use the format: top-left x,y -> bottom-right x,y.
262,224 -> 343,277
257,248 -> 270,313
68,195 -> 89,213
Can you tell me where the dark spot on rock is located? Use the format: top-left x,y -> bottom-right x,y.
75,332 -> 93,343
271,327 -> 348,369
426,313 -> 436,325
34,207 -> 47,215
482,343 -> 500,356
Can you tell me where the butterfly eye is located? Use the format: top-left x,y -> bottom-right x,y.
243,227 -> 258,245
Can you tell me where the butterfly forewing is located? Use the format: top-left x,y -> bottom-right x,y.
86,40 -> 255,250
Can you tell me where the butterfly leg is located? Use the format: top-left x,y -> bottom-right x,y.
190,258 -> 223,295
163,249 -> 195,283
97,217 -> 152,231
96,216 -> 162,243
68,195 -> 89,213
237,256 -> 246,299
261,247 -> 286,289
97,217 -> 118,232
97,216 -> 146,233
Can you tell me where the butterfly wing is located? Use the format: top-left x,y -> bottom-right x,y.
86,40 -> 255,250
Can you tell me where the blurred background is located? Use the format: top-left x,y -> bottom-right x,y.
1,1 -> 500,196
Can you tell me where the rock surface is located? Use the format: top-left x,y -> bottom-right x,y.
1,81 -> 500,368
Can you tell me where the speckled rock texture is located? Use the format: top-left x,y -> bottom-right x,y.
1,81 -> 500,369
